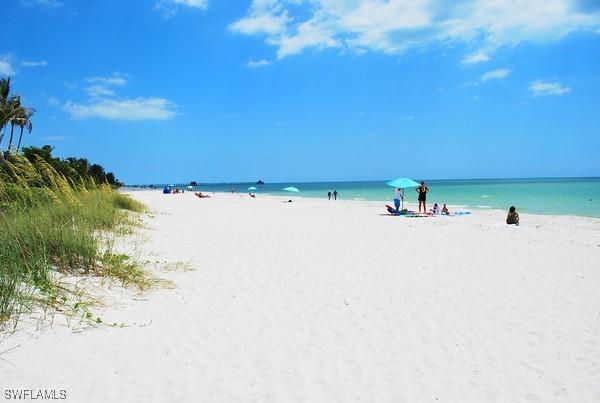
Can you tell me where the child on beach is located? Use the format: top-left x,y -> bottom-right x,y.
506,206 -> 519,225
431,203 -> 440,214
442,204 -> 449,215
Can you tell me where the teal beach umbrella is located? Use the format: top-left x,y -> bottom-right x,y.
282,186 -> 300,201
248,186 -> 258,191
386,178 -> 420,188
385,177 -> 420,210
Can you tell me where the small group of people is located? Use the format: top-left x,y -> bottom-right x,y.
327,190 -> 338,200
163,186 -> 184,194
392,180 -> 522,224
393,181 -> 433,214
430,203 -> 450,215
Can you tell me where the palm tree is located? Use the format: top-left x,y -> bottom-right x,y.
0,77 -> 20,161
0,78 -> 11,152
15,107 -> 34,151
0,78 -> 34,158
1,96 -> 22,157
7,108 -> 18,150
0,77 -> 10,120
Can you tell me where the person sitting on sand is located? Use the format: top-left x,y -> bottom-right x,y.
442,204 -> 449,215
506,206 -> 519,225
431,203 -> 440,215
195,192 -> 210,199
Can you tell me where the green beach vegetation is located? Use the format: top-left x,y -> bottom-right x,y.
1,77 -> 34,160
0,77 -> 149,329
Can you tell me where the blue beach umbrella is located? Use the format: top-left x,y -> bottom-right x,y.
385,177 -> 420,210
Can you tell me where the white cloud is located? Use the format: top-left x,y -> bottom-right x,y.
0,56 -> 48,76
171,0 -> 207,7
273,16 -> 340,58
84,85 -> 116,98
64,73 -> 178,121
480,68 -> 511,82
529,79 -> 572,96
230,10 -> 290,35
47,96 -> 59,106
231,0 -> 600,60
21,60 -> 48,67
86,72 -> 128,87
64,98 -> 178,121
81,73 -> 128,99
461,51 -> 490,66
155,0 -> 208,18
247,59 -> 270,68
0,56 -> 15,76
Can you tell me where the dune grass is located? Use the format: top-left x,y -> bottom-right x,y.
0,155 -> 148,328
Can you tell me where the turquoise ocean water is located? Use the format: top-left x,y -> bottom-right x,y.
182,178 -> 600,218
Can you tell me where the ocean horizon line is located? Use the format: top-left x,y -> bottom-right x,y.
129,176 -> 600,187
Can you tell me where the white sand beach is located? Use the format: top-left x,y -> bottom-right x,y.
2,191 -> 600,403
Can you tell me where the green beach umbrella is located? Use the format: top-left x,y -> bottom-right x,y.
385,177 -> 420,210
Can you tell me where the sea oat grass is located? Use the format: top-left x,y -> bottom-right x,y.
0,156 -> 151,329
100,253 -> 173,290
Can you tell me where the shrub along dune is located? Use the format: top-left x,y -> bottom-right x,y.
0,154 -> 147,329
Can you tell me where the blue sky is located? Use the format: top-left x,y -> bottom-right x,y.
1,0 -> 600,184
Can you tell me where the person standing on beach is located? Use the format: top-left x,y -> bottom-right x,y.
333,190 -> 338,200
394,188 -> 403,213
328,191 -> 332,200
416,181 -> 429,213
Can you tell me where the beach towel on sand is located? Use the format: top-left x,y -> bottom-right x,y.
385,205 -> 417,216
